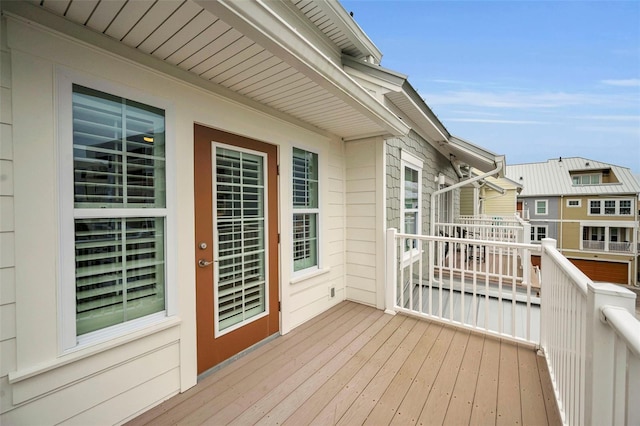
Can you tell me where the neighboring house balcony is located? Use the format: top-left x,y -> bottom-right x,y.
581,225 -> 638,254
582,240 -> 634,254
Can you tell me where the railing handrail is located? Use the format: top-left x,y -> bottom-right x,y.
541,239 -> 590,295
600,305 -> 640,358
436,222 -> 524,231
397,231 -> 540,251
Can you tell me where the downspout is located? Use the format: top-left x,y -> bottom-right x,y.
430,161 -> 503,236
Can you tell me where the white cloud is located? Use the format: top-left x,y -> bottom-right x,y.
423,90 -> 635,109
601,79 -> 640,87
577,115 -> 640,121
445,118 -> 548,124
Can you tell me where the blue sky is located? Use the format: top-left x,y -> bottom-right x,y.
341,0 -> 640,175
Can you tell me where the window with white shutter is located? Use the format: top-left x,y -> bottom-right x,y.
66,84 -> 167,339
292,148 -> 319,272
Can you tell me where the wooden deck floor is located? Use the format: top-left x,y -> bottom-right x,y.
127,301 -> 561,426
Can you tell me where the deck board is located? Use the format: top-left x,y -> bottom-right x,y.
441,333 -> 484,425
518,345 -> 550,425
363,322 -> 442,425
127,301 -> 561,426
496,342 -> 522,425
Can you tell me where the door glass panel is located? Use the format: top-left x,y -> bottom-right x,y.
215,146 -> 266,334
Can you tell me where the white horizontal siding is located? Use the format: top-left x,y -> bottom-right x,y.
0,22 -> 16,419
3,343 -> 180,425
345,140 -> 381,308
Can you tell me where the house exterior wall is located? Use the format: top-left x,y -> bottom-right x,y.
385,130 -> 459,233
460,186 -> 475,216
482,187 -> 517,216
345,137 -> 385,309
0,18 -> 17,417
1,17 -> 347,424
520,193 -> 638,285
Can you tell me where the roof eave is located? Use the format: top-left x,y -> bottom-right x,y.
448,136 -> 504,175
317,0 -> 383,62
197,0 -> 410,138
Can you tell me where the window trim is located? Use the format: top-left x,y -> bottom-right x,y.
291,146 -> 321,276
535,199 -> 548,216
566,199 -> 581,208
572,173 -> 601,186
530,225 -> 548,242
588,198 -> 634,216
57,68 -> 176,353
400,151 -> 423,261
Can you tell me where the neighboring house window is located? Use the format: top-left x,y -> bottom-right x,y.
589,199 -> 633,216
567,199 -> 581,207
530,225 -> 547,242
535,200 -> 548,215
61,83 -> 168,345
620,200 -> 631,215
292,148 -> 319,272
401,151 -> 423,252
572,174 -> 600,185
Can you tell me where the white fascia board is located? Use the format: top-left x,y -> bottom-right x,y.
343,65 -> 403,94
342,56 -> 450,147
196,0 -> 410,137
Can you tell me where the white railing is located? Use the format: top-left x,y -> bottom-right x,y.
386,228 -> 541,345
608,241 -> 633,253
582,240 -> 633,253
386,232 -> 639,425
600,306 -> 640,425
582,240 -> 605,251
539,238 -> 639,426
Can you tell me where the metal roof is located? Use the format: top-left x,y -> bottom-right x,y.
506,157 -> 640,197
6,0 -> 408,140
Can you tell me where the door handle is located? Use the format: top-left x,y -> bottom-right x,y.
198,259 -> 215,268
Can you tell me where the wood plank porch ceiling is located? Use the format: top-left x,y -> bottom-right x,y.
30,0 -> 392,139
127,301 -> 562,425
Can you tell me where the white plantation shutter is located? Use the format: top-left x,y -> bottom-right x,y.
71,85 -> 166,336
292,148 -> 318,271
215,147 -> 266,332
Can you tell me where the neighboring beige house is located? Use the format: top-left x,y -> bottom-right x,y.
0,1 -> 501,423
460,167 -> 522,217
507,157 -> 640,286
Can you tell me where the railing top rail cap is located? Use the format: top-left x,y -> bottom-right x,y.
588,281 -> 637,298
600,305 -> 640,358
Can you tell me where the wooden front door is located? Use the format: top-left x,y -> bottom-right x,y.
194,124 -> 279,374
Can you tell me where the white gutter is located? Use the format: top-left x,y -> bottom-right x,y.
430,161 -> 504,235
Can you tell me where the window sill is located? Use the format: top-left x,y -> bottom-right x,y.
8,316 -> 181,384
290,267 -> 330,285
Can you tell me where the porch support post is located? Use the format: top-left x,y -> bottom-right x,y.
521,221 -> 532,284
385,228 -> 397,315
584,282 -> 636,426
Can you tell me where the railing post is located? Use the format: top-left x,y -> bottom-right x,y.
584,282 -> 636,426
521,222 -> 532,284
385,228 -> 397,315
539,238 -> 556,349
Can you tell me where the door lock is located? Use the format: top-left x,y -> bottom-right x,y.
198,259 -> 215,268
